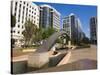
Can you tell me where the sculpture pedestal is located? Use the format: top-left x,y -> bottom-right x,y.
28,52 -> 49,68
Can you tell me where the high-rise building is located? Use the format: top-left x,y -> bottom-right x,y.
63,13 -> 84,44
90,17 -> 97,44
39,4 -> 60,31
11,0 -> 39,47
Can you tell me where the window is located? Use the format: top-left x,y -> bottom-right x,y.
14,2 -> 17,16
13,31 -> 15,33
23,6 -> 25,9
22,6 -> 25,21
22,19 -> 24,23
18,25 -> 20,28
32,15 -> 33,18
18,14 -> 20,22
32,11 -> 33,13
26,8 -> 28,17
24,1 -> 25,4
29,10 -> 31,12
11,30 -> 13,33
18,4 -> 21,21
34,13 -> 36,15
19,4 -> 21,8
18,31 -> 20,34
22,25 -> 24,29
25,17 -> 27,21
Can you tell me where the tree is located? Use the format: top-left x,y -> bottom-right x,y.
11,15 -> 16,27
56,34 -> 69,44
22,20 -> 38,47
42,27 -> 56,39
33,28 -> 43,44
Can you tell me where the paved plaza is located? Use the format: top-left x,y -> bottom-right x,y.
30,45 -> 97,73
67,45 -> 97,63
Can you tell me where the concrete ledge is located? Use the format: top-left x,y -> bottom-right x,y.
49,52 -> 66,67
11,60 -> 27,74
57,51 -> 71,66
28,52 -> 49,68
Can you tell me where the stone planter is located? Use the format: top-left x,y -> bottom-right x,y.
28,52 -> 49,68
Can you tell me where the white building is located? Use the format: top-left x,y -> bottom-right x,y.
39,4 -> 60,31
11,0 -> 39,47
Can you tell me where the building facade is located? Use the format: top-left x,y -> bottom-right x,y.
39,4 -> 60,31
63,13 -> 84,44
90,17 -> 97,44
11,0 -> 40,47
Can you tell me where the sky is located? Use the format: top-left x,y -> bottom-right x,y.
34,2 -> 97,38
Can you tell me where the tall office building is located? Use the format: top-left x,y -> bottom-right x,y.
11,0 -> 39,47
39,4 -> 60,31
90,17 -> 97,44
63,13 -> 84,43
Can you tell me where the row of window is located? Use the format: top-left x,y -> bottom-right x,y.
17,25 -> 24,29
14,1 -> 38,24
63,19 -> 69,24
12,30 -> 21,34
11,30 -> 21,34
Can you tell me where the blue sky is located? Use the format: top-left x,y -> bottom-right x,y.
34,2 -> 97,38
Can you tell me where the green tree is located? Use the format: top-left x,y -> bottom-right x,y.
42,27 -> 56,39
33,28 -> 43,44
22,20 -> 38,47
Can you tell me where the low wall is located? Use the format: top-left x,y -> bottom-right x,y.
11,61 -> 27,74
49,53 -> 66,67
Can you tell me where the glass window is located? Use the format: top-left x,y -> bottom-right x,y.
14,2 -> 17,16
34,13 -> 36,15
29,10 -> 31,12
18,31 -> 20,34
22,25 -> 23,29
32,11 -> 33,13
18,25 -> 20,28
24,1 -> 25,4
13,31 -> 15,33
